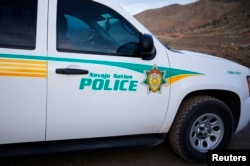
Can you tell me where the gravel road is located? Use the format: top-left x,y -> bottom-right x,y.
1,123 -> 249,166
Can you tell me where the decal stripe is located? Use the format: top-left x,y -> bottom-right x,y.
0,54 -> 203,81
0,63 -> 46,69
0,73 -> 47,78
166,74 -> 201,86
0,68 -> 46,73
0,58 -> 46,64
0,57 -> 47,78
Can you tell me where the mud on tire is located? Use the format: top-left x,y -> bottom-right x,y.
168,95 -> 234,162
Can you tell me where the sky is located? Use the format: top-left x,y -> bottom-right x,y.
110,0 -> 198,15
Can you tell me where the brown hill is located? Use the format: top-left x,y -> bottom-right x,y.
135,0 -> 250,36
135,0 -> 250,67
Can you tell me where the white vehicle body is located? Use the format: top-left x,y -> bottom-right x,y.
0,0 -> 249,162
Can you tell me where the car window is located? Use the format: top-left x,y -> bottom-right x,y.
0,0 -> 37,49
65,15 -> 92,46
57,0 -> 140,57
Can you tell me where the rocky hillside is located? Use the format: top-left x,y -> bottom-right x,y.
135,0 -> 250,67
135,0 -> 250,36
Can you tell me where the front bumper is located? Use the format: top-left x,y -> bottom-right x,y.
235,97 -> 250,133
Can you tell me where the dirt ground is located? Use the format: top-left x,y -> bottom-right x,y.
0,123 -> 249,166
160,34 -> 250,67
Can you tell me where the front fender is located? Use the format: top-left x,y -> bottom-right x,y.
159,72 -> 245,133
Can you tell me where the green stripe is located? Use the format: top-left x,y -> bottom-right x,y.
0,53 -> 202,78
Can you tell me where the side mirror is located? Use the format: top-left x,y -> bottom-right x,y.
140,33 -> 156,60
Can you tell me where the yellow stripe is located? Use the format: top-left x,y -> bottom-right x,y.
166,74 -> 200,87
0,72 -> 47,78
0,68 -> 46,73
0,58 -> 46,65
0,63 -> 46,69
0,58 -> 47,78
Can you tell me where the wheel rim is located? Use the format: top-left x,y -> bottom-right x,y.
189,113 -> 224,153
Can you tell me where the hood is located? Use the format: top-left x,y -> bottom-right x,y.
169,48 -> 247,67
179,50 -> 235,63
166,48 -> 249,74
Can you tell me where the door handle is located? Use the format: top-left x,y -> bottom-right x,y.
55,68 -> 89,75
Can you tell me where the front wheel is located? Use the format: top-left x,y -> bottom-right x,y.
168,95 -> 234,162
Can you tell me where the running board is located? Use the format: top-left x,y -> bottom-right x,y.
0,134 -> 166,158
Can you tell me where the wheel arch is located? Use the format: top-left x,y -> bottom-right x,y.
181,90 -> 240,132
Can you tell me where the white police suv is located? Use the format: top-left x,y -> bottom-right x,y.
0,0 -> 250,162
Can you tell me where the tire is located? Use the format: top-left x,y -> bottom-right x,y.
168,95 -> 234,162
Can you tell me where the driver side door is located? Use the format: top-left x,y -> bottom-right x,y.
46,0 -> 169,141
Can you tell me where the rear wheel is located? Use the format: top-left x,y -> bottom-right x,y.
168,95 -> 234,162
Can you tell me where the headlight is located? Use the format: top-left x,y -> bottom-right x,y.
247,76 -> 250,96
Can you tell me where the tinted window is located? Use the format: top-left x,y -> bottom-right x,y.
57,0 -> 140,57
0,0 -> 37,49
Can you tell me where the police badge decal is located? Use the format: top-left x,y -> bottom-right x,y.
142,65 -> 167,94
